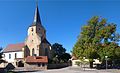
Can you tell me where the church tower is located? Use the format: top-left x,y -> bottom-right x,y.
25,3 -> 51,59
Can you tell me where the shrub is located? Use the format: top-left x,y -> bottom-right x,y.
75,61 -> 81,66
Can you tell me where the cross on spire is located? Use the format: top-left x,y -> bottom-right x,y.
36,0 -> 38,7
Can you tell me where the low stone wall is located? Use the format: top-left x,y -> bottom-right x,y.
24,63 -> 47,70
47,63 -> 69,69
12,67 -> 46,72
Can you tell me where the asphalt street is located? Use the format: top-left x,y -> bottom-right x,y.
25,66 -> 120,73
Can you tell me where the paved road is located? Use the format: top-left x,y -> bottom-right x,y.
24,67 -> 120,73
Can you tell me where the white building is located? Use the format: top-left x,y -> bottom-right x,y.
3,43 -> 24,66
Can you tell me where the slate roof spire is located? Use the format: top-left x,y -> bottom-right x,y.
33,1 -> 41,25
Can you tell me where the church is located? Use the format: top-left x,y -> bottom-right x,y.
3,3 -> 52,69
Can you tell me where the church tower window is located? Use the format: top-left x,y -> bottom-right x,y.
37,45 -> 39,48
32,48 -> 34,56
31,28 -> 33,31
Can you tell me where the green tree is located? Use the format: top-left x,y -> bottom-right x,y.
51,43 -> 66,57
115,46 -> 120,58
51,43 -> 66,63
0,47 -> 6,64
59,53 -> 71,63
72,16 -> 120,68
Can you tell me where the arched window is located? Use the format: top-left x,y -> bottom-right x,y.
32,48 -> 34,56
31,28 -> 33,31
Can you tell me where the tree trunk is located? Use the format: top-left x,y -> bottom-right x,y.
90,61 -> 93,68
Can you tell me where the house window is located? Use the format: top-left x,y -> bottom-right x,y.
9,54 -> 11,59
15,53 -> 17,59
42,63 -> 45,67
38,63 -> 42,67
3,54 -> 5,57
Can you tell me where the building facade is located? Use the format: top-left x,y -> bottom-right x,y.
3,43 -> 24,64
3,4 -> 52,69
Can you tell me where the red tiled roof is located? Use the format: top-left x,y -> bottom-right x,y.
25,56 -> 48,63
3,43 -> 25,53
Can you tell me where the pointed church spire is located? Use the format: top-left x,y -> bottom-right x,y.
33,0 -> 41,25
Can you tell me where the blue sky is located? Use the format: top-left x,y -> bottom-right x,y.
0,0 -> 120,53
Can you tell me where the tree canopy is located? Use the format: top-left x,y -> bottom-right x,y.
72,16 -> 120,63
51,43 -> 71,63
51,43 -> 66,57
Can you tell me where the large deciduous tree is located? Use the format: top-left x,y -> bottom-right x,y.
51,43 -> 66,57
51,43 -> 71,63
72,16 -> 120,68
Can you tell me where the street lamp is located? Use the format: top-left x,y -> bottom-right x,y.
105,56 -> 108,70
83,57 -> 85,71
